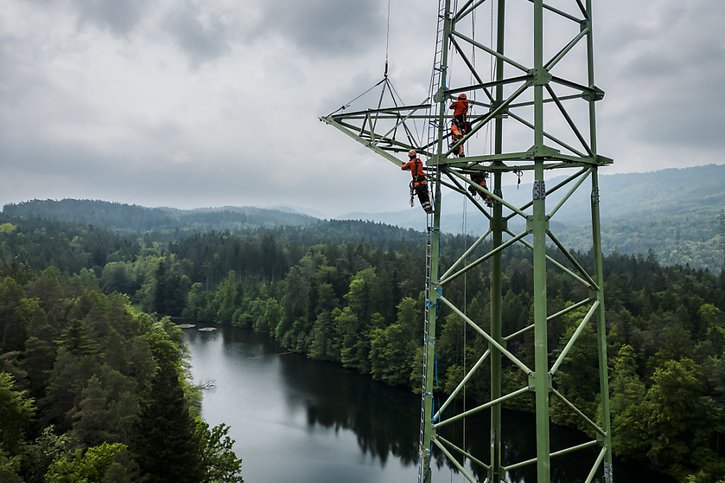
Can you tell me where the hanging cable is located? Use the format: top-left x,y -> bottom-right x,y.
326,78 -> 387,116
384,0 -> 391,78
328,0 -> 393,117
461,186 -> 468,467
489,0 -> 495,157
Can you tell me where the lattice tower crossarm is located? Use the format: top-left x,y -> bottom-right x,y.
320,0 -> 614,482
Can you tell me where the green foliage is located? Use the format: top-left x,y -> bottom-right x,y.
70,368 -> 139,446
100,261 -> 136,294
215,271 -> 244,325
153,256 -> 190,316
3,199 -> 318,233
44,442 -> 139,483
2,201 -> 724,481
610,345 -> 649,456
336,307 -> 365,371
308,311 -> 339,361
0,372 -> 35,455
0,255 -> 242,481
0,277 -> 31,353
21,426 -> 74,483
370,298 -> 418,386
645,359 -> 720,474
550,305 -> 600,428
0,448 -> 23,483
195,418 -> 244,483
130,361 -> 203,482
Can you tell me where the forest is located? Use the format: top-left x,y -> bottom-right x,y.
0,207 -> 723,482
0,221 -> 244,481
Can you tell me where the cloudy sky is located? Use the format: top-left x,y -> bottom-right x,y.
1,0 -> 723,217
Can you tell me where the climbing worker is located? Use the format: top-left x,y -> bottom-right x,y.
469,172 -> 494,207
401,150 -> 433,214
450,93 -> 469,124
450,120 -> 466,157
449,93 -> 469,157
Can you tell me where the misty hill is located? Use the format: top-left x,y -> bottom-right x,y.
0,200 -> 429,255
339,164 -> 725,270
2,199 -> 319,233
3,164 -> 722,269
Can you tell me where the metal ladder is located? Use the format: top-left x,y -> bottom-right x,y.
418,211 -> 435,483
425,0 -> 447,152
418,2 -> 447,480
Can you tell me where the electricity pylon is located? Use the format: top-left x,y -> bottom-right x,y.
321,1 -> 613,482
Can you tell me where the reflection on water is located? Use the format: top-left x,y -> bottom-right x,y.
185,326 -> 672,483
278,347 -> 421,468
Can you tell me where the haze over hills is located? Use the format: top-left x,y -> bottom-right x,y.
2,165 -> 723,270
2,199 -> 319,233
338,164 -> 725,271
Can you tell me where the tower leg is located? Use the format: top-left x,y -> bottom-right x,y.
533,1 -> 551,478
532,161 -> 550,483
490,168 -> 503,482
592,169 -> 614,482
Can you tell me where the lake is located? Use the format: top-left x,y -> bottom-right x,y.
185,325 -> 671,483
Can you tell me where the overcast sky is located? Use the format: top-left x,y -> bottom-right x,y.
1,0 -> 723,217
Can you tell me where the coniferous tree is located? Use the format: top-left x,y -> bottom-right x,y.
130,361 -> 202,482
0,372 -> 35,455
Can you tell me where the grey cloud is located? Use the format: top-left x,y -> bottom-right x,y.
623,54 -> 678,79
598,0 -> 725,151
164,1 -> 232,65
260,0 -> 385,57
74,0 -> 148,35
2,0 -> 722,214
317,70 -> 384,115
633,75 -> 725,150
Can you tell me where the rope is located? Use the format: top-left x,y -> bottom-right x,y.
328,0 -> 393,116
388,79 -> 426,146
325,78 -> 387,116
461,189 -> 468,464
385,0 -> 391,77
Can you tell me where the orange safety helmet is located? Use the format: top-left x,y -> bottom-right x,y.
408,149 -> 417,157
458,93 -> 467,100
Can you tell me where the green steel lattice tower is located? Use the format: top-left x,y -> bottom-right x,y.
321,1 -> 613,482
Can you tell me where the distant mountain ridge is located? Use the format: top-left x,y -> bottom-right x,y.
2,199 -> 319,233
337,164 -> 725,270
2,164 -> 723,270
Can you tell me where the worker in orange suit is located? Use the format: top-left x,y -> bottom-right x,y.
450,93 -> 469,157
450,121 -> 465,157
401,150 -> 433,214
469,172 -> 494,207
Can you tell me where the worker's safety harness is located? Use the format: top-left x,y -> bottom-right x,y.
409,174 -> 428,207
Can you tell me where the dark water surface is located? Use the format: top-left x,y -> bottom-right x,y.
185,326 -> 670,483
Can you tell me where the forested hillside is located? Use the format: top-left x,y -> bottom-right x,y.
2,199 -> 318,234
6,164 -> 723,272
0,211 -> 723,482
0,223 -> 244,480
339,164 -> 725,271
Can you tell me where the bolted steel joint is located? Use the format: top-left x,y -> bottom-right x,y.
528,67 -> 552,86
490,100 -> 510,119
583,86 -> 605,102
580,18 -> 590,33
533,180 -> 546,200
